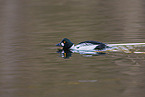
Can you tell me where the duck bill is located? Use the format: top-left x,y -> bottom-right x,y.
56,43 -> 63,49
56,43 -> 61,46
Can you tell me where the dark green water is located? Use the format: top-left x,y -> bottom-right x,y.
0,0 -> 145,97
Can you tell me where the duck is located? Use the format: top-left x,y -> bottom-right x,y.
56,38 -> 106,50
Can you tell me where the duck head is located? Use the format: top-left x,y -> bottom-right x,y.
56,38 -> 74,50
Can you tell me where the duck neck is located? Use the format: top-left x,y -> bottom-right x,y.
70,44 -> 75,49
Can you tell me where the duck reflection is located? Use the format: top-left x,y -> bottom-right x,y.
57,49 -> 72,59
57,49 -> 106,59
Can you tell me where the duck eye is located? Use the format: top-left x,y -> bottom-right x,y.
64,41 -> 66,43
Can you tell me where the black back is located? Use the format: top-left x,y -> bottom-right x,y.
78,41 -> 103,45
78,41 -> 106,50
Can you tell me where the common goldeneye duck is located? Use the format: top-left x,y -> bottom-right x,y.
56,38 -> 106,50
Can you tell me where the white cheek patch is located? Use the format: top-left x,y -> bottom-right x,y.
61,43 -> 64,46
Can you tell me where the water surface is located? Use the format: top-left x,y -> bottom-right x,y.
0,0 -> 145,97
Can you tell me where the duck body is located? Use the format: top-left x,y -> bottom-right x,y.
71,41 -> 106,50
56,38 -> 106,50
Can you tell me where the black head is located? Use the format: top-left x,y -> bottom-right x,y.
56,38 -> 73,50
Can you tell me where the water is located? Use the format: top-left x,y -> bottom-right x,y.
0,0 -> 145,97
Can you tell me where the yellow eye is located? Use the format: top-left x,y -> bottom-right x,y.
64,41 -> 66,43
